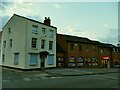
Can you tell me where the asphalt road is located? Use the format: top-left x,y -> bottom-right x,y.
2,70 -> 119,88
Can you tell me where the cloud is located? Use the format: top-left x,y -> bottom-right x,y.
27,15 -> 43,22
104,24 -> 108,27
99,29 -> 118,45
1,1 -> 33,17
54,3 -> 61,8
59,24 -> 100,41
0,16 -> 10,30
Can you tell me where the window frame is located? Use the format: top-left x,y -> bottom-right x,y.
70,44 -> 74,51
31,38 -> 37,49
42,27 -> 46,35
49,41 -> 53,50
32,25 -> 38,34
14,53 -> 19,65
41,39 -> 45,49
3,40 -> 6,48
10,39 -> 12,47
49,30 -> 54,38
29,53 -> 38,65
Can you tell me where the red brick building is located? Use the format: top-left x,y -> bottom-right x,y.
57,33 -> 119,68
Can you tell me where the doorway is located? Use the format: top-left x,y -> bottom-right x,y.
41,57 -> 45,68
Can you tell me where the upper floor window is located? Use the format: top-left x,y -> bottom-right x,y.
32,25 -> 38,34
79,45 -> 82,51
112,48 -> 116,52
8,27 -> 11,34
41,39 -> 45,49
106,49 -> 109,53
100,49 -> 103,53
10,39 -> 12,47
2,54 -> 5,63
86,47 -> 89,51
49,30 -> 54,38
42,27 -> 46,34
70,44 -> 74,51
31,38 -> 37,48
93,46 -> 95,51
3,41 -> 6,48
49,41 -> 53,50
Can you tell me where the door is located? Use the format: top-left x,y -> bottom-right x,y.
41,56 -> 45,68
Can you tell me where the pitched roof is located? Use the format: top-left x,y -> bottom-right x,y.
3,14 -> 57,29
57,33 -> 100,45
57,33 -> 115,48
14,14 -> 57,29
0,31 -> 2,42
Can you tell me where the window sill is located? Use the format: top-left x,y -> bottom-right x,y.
31,48 -> 38,50
30,64 -> 37,66
48,64 -> 54,65
32,33 -> 38,35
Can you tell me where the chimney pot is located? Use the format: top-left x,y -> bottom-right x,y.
44,17 -> 51,26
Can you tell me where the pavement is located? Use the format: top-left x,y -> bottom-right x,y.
1,67 -> 119,78
45,68 -> 119,77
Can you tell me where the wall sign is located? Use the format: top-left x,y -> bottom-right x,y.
102,56 -> 110,60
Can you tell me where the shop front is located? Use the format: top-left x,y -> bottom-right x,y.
57,57 -> 65,67
84,57 -> 98,67
101,56 -> 110,68
77,57 -> 84,67
68,56 -> 76,67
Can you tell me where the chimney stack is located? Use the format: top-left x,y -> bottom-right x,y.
44,17 -> 51,26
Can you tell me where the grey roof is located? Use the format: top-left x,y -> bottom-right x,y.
57,33 -> 116,48
3,14 -> 57,29
57,33 -> 100,45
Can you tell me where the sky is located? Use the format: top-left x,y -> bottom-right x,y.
0,0 -> 119,46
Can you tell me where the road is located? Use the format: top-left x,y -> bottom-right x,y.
2,70 -> 119,88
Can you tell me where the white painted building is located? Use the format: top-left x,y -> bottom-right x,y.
0,31 -> 2,65
1,14 -> 57,69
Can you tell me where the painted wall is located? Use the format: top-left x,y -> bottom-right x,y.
25,19 -> 57,69
1,15 -> 27,69
1,14 -> 57,69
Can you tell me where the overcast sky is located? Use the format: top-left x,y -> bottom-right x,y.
0,0 -> 119,46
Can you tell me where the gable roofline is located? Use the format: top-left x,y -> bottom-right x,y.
57,33 -> 101,45
2,14 -> 57,29
57,33 -> 116,47
2,14 -> 15,29
0,31 -> 3,42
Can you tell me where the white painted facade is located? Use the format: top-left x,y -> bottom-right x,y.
1,14 -> 57,69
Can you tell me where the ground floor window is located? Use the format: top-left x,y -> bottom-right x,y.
57,57 -> 65,67
2,54 -> 5,63
77,57 -> 84,67
92,57 -> 98,66
29,53 -> 38,65
48,54 -> 54,65
14,53 -> 19,65
68,57 -> 76,67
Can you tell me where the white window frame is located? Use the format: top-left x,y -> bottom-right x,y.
49,41 -> 53,50
14,53 -> 19,65
32,25 -> 38,34
29,53 -> 38,65
41,39 -> 45,49
49,30 -> 54,38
